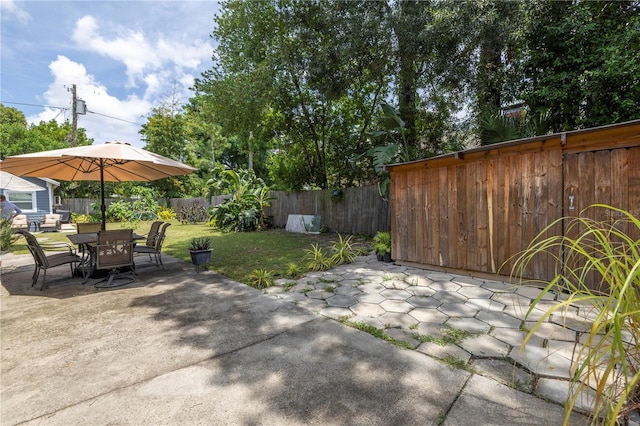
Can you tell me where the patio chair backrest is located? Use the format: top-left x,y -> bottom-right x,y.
77,222 -> 102,234
96,229 -> 134,270
154,222 -> 171,251
16,229 -> 49,268
145,221 -> 164,247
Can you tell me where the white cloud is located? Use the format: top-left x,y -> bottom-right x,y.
27,56 -> 151,147
17,4 -> 216,148
0,0 -> 30,24
72,15 -> 212,90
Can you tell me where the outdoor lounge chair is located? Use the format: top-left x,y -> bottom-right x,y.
38,213 -> 62,232
16,229 -> 81,290
10,214 -> 29,231
90,229 -> 136,288
133,222 -> 171,269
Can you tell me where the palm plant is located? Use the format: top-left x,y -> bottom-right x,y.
511,204 -> 640,425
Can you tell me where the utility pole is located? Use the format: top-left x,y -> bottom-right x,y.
66,84 -> 86,147
70,84 -> 78,147
64,84 -> 78,147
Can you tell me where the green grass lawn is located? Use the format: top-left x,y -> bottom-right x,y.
12,221 -> 371,284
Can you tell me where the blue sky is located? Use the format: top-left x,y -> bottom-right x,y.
1,0 -> 220,147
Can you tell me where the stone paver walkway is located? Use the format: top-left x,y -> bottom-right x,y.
266,254 -> 598,413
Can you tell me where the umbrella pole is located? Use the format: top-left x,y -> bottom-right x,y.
100,160 -> 106,231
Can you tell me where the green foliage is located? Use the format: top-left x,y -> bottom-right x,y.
247,268 -> 274,289
412,326 -> 476,347
209,198 -> 259,232
189,237 -> 211,251
286,262 -> 303,279
367,103 -> 411,199
373,231 -> 391,256
341,320 -> 413,349
104,200 -> 135,222
303,243 -> 334,271
330,234 -> 358,266
208,169 -> 270,232
70,213 -> 91,224
517,1 -> 640,131
0,219 -> 18,251
477,110 -> 552,145
157,207 -> 176,221
511,204 -> 640,424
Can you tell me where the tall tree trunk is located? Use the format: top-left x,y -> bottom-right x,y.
395,0 -> 422,148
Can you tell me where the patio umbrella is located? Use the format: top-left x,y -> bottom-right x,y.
0,141 -> 196,230
0,171 -> 44,192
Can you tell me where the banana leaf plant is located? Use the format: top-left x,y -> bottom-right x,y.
367,103 -> 409,199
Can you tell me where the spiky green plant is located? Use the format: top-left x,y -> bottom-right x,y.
303,243 -> 334,271
0,219 -> 18,251
286,262 -> 303,279
247,269 -> 274,289
511,204 -> 640,425
330,234 -> 358,265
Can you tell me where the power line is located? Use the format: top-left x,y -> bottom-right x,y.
86,110 -> 142,126
2,100 -> 144,126
2,101 -> 67,110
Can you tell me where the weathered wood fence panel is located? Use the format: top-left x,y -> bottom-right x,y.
64,185 -> 390,236
265,185 -> 390,235
388,120 -> 640,286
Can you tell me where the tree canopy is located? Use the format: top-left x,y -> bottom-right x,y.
4,0 -> 638,197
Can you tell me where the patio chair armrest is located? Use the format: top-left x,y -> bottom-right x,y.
39,241 -> 76,254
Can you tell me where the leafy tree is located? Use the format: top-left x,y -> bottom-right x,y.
194,0 -> 392,190
139,100 -> 204,198
0,104 -> 27,126
517,0 -> 640,131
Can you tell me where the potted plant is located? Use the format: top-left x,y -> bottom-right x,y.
373,231 -> 392,262
189,237 -> 212,272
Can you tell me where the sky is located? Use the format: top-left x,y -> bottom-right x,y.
1,0 -> 220,148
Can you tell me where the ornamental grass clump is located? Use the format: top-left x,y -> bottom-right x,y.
511,204 -> 640,425
304,243 -> 334,271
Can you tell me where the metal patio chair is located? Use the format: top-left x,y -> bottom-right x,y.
76,222 -> 102,234
16,229 -> 82,290
133,222 -> 171,269
90,229 -> 136,288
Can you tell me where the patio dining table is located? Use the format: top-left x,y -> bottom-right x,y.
67,231 -> 144,280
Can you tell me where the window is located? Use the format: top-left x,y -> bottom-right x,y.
6,191 -> 35,211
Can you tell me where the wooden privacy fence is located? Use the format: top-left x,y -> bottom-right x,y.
62,185 -> 390,236
387,120 -> 640,286
264,185 -> 390,235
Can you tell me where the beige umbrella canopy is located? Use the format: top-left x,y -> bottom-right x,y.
0,171 -> 44,192
1,141 -> 196,229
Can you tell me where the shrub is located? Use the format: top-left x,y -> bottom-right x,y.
104,200 -> 134,222
178,200 -> 209,224
286,262 -> 303,279
189,237 -> 211,251
330,234 -> 358,265
71,213 -> 92,223
304,243 -> 334,271
373,231 -> 391,256
0,219 -> 18,251
511,204 -> 640,425
209,198 -> 259,232
247,269 -> 274,289
157,206 -> 176,221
